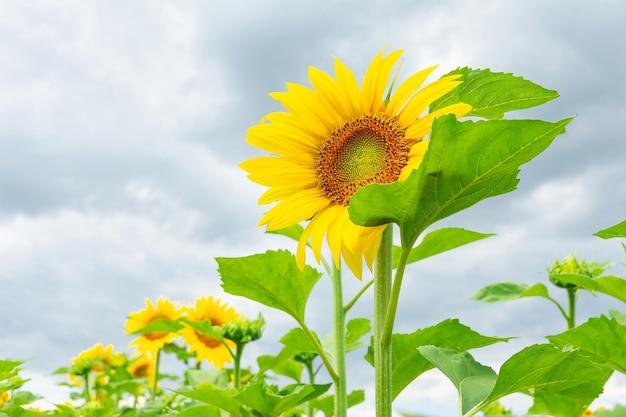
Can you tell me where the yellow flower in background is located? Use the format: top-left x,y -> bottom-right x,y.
127,351 -> 156,388
181,296 -> 240,368
0,391 -> 10,406
125,297 -> 182,353
68,343 -> 125,386
240,49 -> 471,278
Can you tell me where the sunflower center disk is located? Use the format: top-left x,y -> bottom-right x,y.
317,114 -> 408,206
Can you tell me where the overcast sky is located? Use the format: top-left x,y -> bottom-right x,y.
2,1 -> 626,415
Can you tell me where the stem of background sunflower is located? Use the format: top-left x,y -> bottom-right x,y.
331,262 -> 347,417
152,348 -> 161,398
374,224 -> 393,417
566,287 -> 578,329
233,341 -> 244,389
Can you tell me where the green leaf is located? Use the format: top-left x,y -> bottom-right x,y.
217,250 -> 322,323
180,318 -> 224,342
186,369 -> 230,389
129,317 -> 184,335
609,309 -> 626,325
392,228 -> 494,268
549,274 -> 626,303
595,219 -> 626,239
528,391 -> 591,417
345,318 -> 371,352
365,319 -> 511,399
472,282 -> 555,303
266,224 -> 304,242
547,315 -> 626,374
175,405 -> 221,417
418,346 -> 497,415
483,344 -> 610,405
257,346 -> 303,382
309,390 -> 365,417
280,328 -> 320,354
350,116 -> 573,248
0,360 -> 23,375
430,67 -> 559,119
176,385 -> 241,417
234,381 -> 330,417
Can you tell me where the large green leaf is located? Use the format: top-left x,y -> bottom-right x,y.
350,116 -> 572,248
256,346 -> 303,383
392,228 -> 494,268
128,317 -> 184,334
364,319 -> 511,399
234,381 -> 330,417
418,346 -> 497,415
595,219 -> 626,239
217,250 -> 322,324
550,274 -> 626,303
483,344 -> 609,406
547,315 -> 626,374
430,68 -> 559,119
528,391 -> 591,417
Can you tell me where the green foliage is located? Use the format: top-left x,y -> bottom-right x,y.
528,391 -> 593,417
472,282 -> 556,303
595,219 -> 626,239
430,67 -> 560,119
550,274 -> 626,303
482,344 -> 610,411
349,116 -> 572,248
392,227 -> 494,268
309,390 -> 365,417
364,319 -> 511,399
417,346 -> 496,415
280,328 -> 320,355
217,250 -> 322,324
548,315 -> 626,374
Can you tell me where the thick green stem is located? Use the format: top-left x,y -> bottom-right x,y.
381,246 -> 410,346
152,348 -> 161,398
331,263 -> 347,417
83,372 -> 91,402
305,359 -> 316,417
233,342 -> 245,389
374,225 -> 393,417
566,287 -> 578,329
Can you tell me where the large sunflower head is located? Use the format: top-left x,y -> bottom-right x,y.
125,297 -> 182,353
240,49 -> 471,279
180,296 -> 240,368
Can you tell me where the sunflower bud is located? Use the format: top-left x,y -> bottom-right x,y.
548,255 -> 613,289
222,314 -> 264,344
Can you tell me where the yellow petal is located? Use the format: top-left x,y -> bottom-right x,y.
333,56 -> 361,118
308,65 -> 353,124
397,75 -> 463,127
259,188 -> 330,230
386,65 -> 438,116
361,49 -> 404,114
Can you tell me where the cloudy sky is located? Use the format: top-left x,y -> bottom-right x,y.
1,0 -> 625,415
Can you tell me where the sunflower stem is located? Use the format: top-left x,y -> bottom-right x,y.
381,245 -> 410,347
331,262 -> 348,417
566,287 -> 578,329
152,348 -> 161,398
233,342 -> 244,390
374,224 -> 393,417
298,320 -> 339,382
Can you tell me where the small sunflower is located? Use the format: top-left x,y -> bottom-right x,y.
68,343 -> 124,386
180,296 -> 240,368
125,297 -> 182,353
240,49 -> 471,278
127,351 -> 156,388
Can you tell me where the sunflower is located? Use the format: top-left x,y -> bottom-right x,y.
127,351 -> 156,388
180,296 -> 240,368
68,343 -> 125,386
125,297 -> 182,353
240,49 -> 471,278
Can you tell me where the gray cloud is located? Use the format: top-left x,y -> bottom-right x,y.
1,0 -> 625,415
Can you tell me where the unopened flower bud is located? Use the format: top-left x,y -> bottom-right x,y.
222,314 -> 264,344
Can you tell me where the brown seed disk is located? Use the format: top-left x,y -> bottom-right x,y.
317,113 -> 409,206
